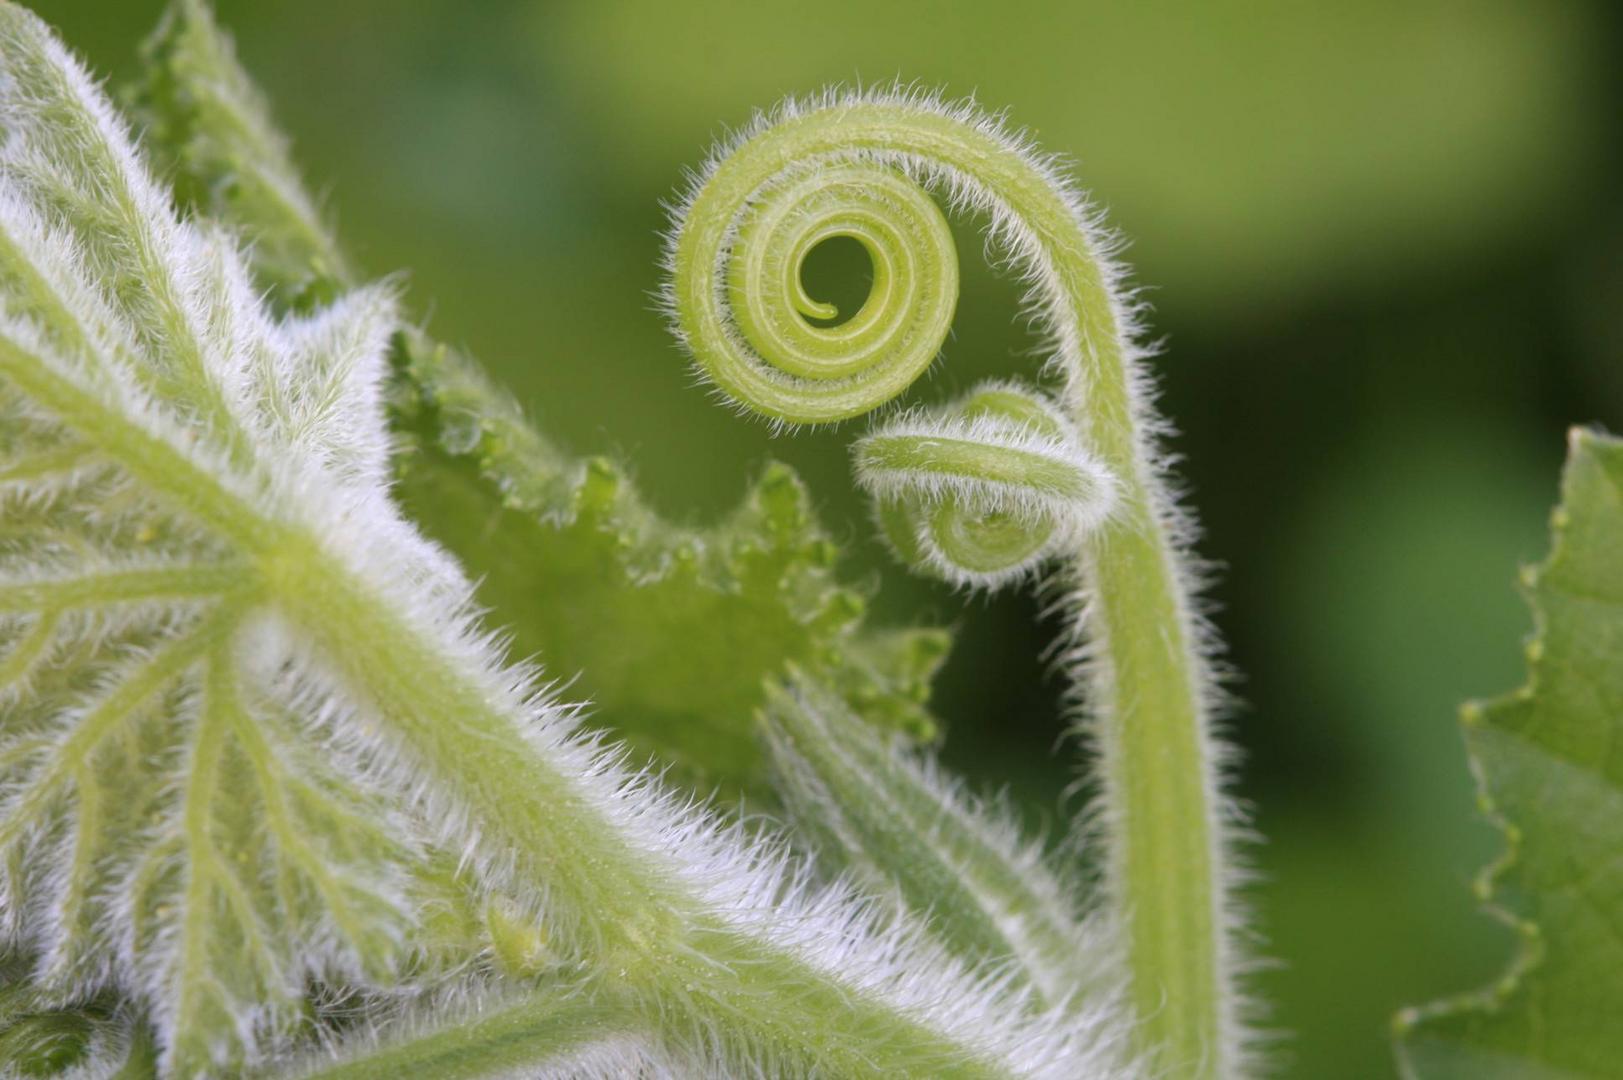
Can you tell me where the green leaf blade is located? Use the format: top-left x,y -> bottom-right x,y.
1397,428 -> 1623,1078
129,0 -> 353,310
391,336 -> 947,797
0,9 -> 421,1071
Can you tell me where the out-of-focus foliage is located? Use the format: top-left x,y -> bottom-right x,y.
1397,430 -> 1623,1076
28,0 -> 1620,1076
538,0 -> 1596,319
0,953 -> 139,1079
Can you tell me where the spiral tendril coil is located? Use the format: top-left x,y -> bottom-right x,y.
667,106 -> 1119,585
671,150 -> 960,425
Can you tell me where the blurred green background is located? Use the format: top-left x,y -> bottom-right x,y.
33,0 -> 1619,1075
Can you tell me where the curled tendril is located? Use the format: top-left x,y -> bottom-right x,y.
672,156 -> 957,425
856,381 -> 1115,589
664,96 -> 1122,586
666,88 -> 1246,1076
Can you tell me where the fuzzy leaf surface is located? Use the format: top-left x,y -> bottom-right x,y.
0,9 -> 436,1072
0,952 -> 149,1079
126,0 -> 951,799
1396,429 -> 1623,1077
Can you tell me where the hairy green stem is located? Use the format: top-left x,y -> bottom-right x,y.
292,989 -> 641,1080
0,299 -> 1022,1073
669,97 -> 1236,1075
762,673 -> 1117,1011
276,542 -> 1013,1077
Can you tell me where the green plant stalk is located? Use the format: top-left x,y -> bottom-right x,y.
0,317 -> 1036,1077
1089,481 -> 1219,1072
32,382 -> 1020,1075
669,100 -> 1234,1074
293,989 -> 641,1080
761,673 -> 1118,1011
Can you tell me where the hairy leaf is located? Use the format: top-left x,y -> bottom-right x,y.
0,9 -> 428,1071
0,952 -> 149,1079
126,0 -> 948,799
127,0 -> 351,312
1395,429 -> 1623,1077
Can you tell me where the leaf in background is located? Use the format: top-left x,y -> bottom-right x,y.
128,0 -> 352,311
1396,428 -> 1623,1077
129,0 -> 951,799
391,337 -> 947,796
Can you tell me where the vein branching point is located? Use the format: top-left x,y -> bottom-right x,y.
667,89 -> 1249,1076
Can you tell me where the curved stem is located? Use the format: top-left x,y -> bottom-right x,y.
291,988 -> 643,1080
271,539 -> 1027,1078
671,95 -> 1238,1076
761,673 -> 1119,1012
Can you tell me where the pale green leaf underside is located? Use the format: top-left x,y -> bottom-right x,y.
1396,429 -> 1623,1077
0,8 -> 419,1073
